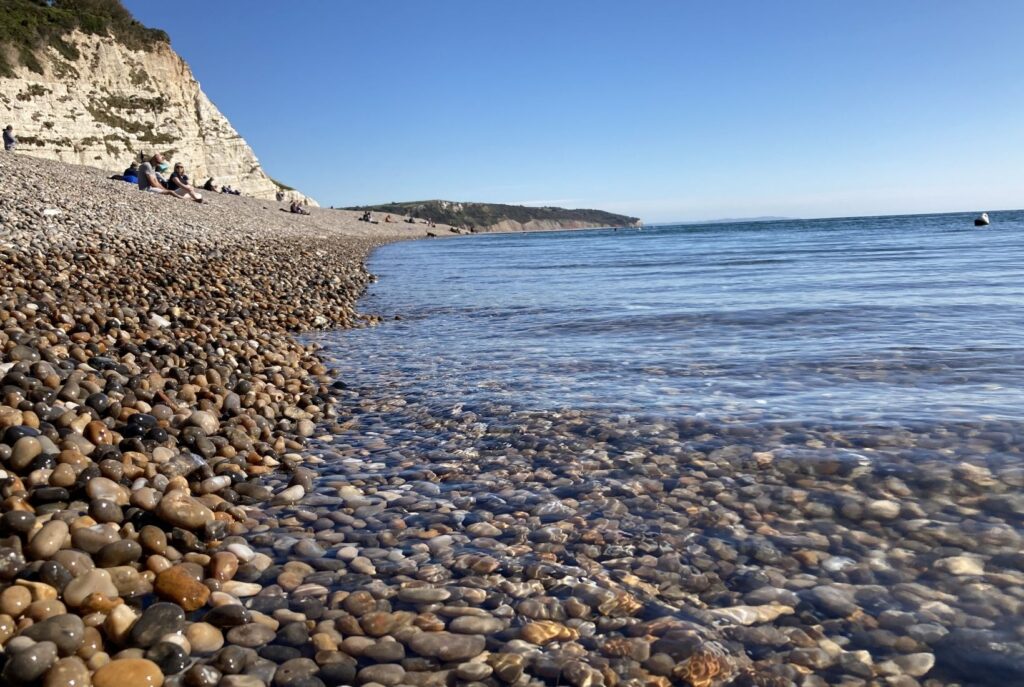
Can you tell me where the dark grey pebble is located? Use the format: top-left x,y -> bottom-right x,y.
146,640 -> 190,674
130,602 -> 186,648
204,604 -> 252,628
21,613 -> 85,656
1,640 -> 57,682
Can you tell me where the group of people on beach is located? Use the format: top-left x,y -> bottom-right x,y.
124,152 -> 204,202
355,210 -> 436,228
114,152 -> 243,202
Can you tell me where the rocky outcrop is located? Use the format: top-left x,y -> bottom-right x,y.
0,31 -> 314,204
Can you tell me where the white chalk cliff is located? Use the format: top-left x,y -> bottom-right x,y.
0,31 -> 314,204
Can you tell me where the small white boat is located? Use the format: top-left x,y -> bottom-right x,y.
974,212 -> 990,227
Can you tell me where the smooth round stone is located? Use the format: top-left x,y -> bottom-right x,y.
456,662 -> 494,681
2,511 -> 37,536
361,640 -> 405,663
103,604 -> 139,644
222,581 -> 261,597
71,525 -> 120,554
132,488 -> 160,511
43,656 -> 90,687
866,499 -> 902,520
21,613 -> 85,655
407,631 -> 485,661
935,556 -> 985,576
11,436 -> 43,468
349,556 -> 375,575
184,663 -> 222,687
90,499 -> 124,524
188,411 -> 219,435
357,664 -> 405,686
2,640 -> 58,682
210,552 -> 239,581
154,564 -> 210,612
271,485 -> 304,505
273,658 -> 319,685
290,540 -> 323,559
199,476 -> 231,495
129,603 -> 186,649
275,622 -> 310,647
146,641 -> 189,675
213,645 -> 254,675
63,569 -> 118,607
341,591 -> 375,616
37,565 -> 73,597
186,622 -> 224,655
96,540 -> 143,567
0,585 -> 32,616
317,660 -> 357,687
140,526 -> 169,554
92,658 -> 164,687
225,623 -> 276,648
156,491 -> 214,530
86,477 -> 129,505
448,615 -> 506,634
204,604 -> 251,628
226,544 -> 255,563
9,345 -> 40,363
52,549 -> 94,578
397,587 -> 451,604
28,520 -> 69,560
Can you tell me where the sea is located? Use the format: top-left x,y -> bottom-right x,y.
326,210 -> 1024,428
309,210 -> 1024,681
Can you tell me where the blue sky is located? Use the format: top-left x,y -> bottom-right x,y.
124,1 -> 1023,223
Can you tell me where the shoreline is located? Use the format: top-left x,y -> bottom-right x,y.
1,153 -> 1022,687
0,153 -> 440,686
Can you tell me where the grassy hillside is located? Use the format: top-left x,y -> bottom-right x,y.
0,0 -> 168,76
346,200 -> 640,231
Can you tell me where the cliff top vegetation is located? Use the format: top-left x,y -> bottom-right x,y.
0,0 -> 167,76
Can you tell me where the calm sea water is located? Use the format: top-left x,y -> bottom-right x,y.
325,211 -> 1024,429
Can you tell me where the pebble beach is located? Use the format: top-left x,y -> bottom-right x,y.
0,152 -> 1021,687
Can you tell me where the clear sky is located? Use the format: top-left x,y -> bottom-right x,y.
123,1 -> 1023,223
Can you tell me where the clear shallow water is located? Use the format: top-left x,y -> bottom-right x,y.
327,211 -> 1024,427
304,212 -> 1024,683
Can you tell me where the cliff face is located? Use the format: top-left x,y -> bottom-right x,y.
0,31 -> 314,204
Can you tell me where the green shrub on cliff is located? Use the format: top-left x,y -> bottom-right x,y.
0,0 -> 168,76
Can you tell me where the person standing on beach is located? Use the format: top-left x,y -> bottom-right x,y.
3,126 -> 15,151
137,153 -> 179,197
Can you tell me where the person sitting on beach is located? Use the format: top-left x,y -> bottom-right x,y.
153,159 -> 172,187
289,200 -> 310,215
3,125 -> 15,152
203,177 -> 216,192
168,162 -> 204,203
122,162 -> 139,184
137,153 -> 179,197
384,214 -> 393,223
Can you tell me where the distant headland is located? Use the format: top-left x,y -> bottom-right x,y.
345,200 -> 642,233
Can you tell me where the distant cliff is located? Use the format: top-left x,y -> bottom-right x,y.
347,200 -> 642,233
0,0 -> 313,204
